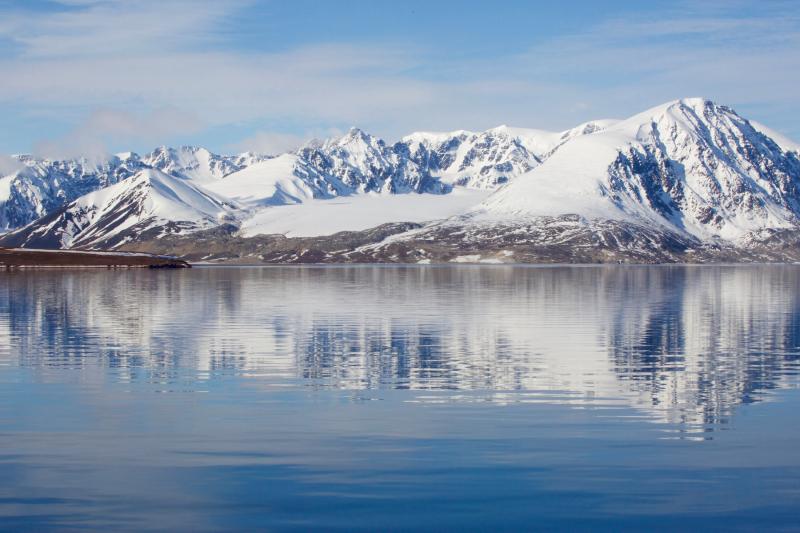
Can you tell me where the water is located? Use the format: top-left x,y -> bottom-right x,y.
0,266 -> 799,531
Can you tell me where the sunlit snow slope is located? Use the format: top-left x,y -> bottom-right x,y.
473,98 -> 800,241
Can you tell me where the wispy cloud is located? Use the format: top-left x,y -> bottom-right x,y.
0,0 -> 797,156
0,0 -> 241,58
233,127 -> 344,155
0,155 -> 24,174
34,107 -> 202,159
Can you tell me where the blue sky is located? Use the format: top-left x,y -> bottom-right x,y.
0,0 -> 797,157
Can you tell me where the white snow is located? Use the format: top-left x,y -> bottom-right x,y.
750,121 -> 800,153
4,97 -> 800,248
241,189 -> 490,237
84,168 -> 229,222
401,130 -> 475,146
487,125 -> 568,156
472,98 -> 800,241
449,255 -> 482,263
205,154 -> 319,206
142,146 -> 247,183
475,131 -> 642,222
53,169 -> 234,247
400,121 -> 620,190
0,176 -> 13,203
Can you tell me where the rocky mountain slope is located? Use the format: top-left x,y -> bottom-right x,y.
357,98 -> 800,263
400,120 -> 617,189
2,98 -> 800,263
470,98 -> 800,241
0,169 -> 236,249
0,121 -> 611,234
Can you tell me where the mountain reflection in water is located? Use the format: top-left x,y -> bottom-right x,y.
2,265 -> 798,436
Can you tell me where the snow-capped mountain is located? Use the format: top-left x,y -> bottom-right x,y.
204,153 -> 350,206
0,146 -> 251,233
2,97 -> 800,263
398,120 -> 617,189
470,98 -> 800,242
0,154 -> 147,231
298,127 -> 448,194
399,128 -> 539,189
0,169 -> 236,249
141,146 -> 266,183
0,127 -> 559,234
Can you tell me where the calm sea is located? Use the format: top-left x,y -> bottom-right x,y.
1,266 -> 798,531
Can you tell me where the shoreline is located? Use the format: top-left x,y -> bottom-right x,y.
0,248 -> 190,269
3,248 -> 799,270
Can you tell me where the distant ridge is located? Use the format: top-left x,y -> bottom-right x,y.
2,98 -> 800,263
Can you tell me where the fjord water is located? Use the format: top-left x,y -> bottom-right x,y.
1,266 -> 798,531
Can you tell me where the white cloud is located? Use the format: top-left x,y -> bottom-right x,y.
0,0 -> 243,59
0,0 -> 797,153
0,44 -> 437,139
0,155 -> 23,175
34,108 -> 202,159
233,127 -> 344,155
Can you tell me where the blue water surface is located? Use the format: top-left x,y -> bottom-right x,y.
0,266 -> 798,531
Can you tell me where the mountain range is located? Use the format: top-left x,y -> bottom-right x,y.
2,98 -> 800,263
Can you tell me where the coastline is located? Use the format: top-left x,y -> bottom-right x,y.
0,248 -> 190,269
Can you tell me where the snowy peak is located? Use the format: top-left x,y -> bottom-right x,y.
401,130 -> 475,147
142,145 -> 255,183
0,153 -> 148,231
118,168 -> 235,221
0,169 -> 235,249
321,128 -> 389,170
477,97 -> 800,242
2,97 -> 800,254
397,120 -> 619,189
606,97 -> 780,151
397,128 -> 537,189
330,127 -> 385,148
298,128 -> 445,194
0,119 -> 637,235
557,119 -> 619,146
609,97 -> 800,238
613,97 -> 730,140
486,125 -> 561,154
205,153 -> 349,207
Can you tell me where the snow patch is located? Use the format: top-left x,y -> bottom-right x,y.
241,189 -> 490,237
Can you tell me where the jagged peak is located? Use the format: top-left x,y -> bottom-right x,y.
604,97 -> 744,143
149,145 -> 171,154
325,127 -> 384,151
400,129 -> 474,145
562,119 -> 619,137
342,127 -> 374,141
678,96 -> 714,108
152,145 -> 210,155
632,97 -> 730,121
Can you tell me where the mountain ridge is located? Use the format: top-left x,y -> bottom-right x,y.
2,98 -> 800,263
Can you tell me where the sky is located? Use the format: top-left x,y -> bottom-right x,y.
0,0 -> 797,158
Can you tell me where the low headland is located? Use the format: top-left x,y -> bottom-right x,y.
0,247 -> 190,269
